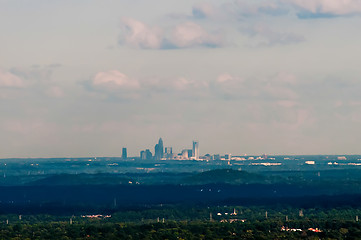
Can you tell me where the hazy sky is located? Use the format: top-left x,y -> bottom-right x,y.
1,0 -> 361,158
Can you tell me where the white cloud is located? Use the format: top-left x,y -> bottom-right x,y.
0,69 -> 25,88
93,70 -> 140,89
119,17 -> 163,49
229,0 -> 361,18
119,18 -> 223,49
220,0 -> 289,18
173,77 -> 194,91
288,0 -> 361,17
172,77 -> 208,91
169,22 -> 222,48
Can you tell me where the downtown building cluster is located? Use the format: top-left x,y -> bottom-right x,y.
122,138 -> 199,160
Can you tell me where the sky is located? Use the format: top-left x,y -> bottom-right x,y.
1,0 -> 361,158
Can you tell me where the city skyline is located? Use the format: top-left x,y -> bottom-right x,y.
136,138 -> 201,160
1,1 -> 361,158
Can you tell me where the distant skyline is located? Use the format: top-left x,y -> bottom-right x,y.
1,0 -> 361,158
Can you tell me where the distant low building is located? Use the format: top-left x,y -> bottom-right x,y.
305,161 -> 315,165
213,154 -> 221,160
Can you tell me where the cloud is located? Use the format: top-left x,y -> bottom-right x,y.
119,17 -> 163,49
86,70 -> 211,101
288,0 -> 361,18
221,0 -> 289,19
93,70 -> 140,89
244,24 -> 305,46
217,73 -> 240,83
172,77 -> 196,91
0,69 -> 25,88
192,3 -> 215,19
89,70 -> 141,100
10,66 -> 53,85
231,0 -> 361,18
189,1 -> 361,21
86,70 -> 301,103
212,73 -> 247,100
167,22 -> 222,48
3,65 -> 69,99
119,18 -> 223,49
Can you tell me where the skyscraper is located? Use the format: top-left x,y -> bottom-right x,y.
122,148 -> 127,159
165,147 -> 173,159
165,147 -> 172,155
154,138 -> 164,160
140,150 -> 146,160
145,149 -> 152,160
140,149 -> 153,160
192,141 -> 199,160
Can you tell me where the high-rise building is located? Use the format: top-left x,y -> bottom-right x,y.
192,141 -> 199,159
141,149 -> 153,160
154,138 -> 164,160
140,150 -> 146,160
165,147 -> 173,159
122,148 -> 127,159
181,149 -> 189,159
165,147 -> 172,155
145,149 -> 152,160
187,149 -> 193,158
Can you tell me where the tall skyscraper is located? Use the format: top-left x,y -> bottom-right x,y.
122,148 -> 127,159
154,138 -> 164,160
192,141 -> 199,160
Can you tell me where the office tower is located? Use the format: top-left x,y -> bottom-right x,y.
145,149 -> 152,160
192,141 -> 199,160
165,147 -> 172,155
122,148 -> 127,159
187,149 -> 192,158
140,150 -> 146,160
181,149 -> 189,159
165,147 -> 173,159
154,138 -> 164,160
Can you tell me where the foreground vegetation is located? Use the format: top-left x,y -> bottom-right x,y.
1,219 -> 361,239
1,206 -> 361,239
